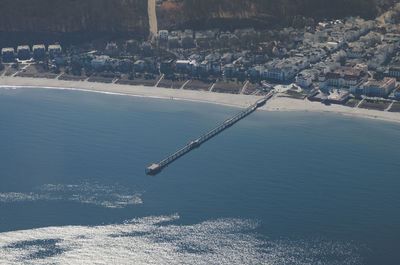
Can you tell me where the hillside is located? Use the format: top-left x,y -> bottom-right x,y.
0,0 -> 395,46
0,0 -> 148,45
157,0 -> 396,30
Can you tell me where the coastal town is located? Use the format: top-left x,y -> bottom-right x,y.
1,2 -> 400,113
1,2 -> 400,264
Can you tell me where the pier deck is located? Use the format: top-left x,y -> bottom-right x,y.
145,92 -> 274,175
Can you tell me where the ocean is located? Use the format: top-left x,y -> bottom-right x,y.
0,87 -> 399,264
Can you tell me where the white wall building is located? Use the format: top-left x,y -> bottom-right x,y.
158,30 -> 169,41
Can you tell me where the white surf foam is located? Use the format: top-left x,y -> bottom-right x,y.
0,182 -> 142,208
0,215 -> 362,265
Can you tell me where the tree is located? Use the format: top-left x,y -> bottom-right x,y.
71,60 -> 82,76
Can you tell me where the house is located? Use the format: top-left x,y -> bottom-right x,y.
389,65 -> 400,80
308,89 -> 350,104
199,60 -> 210,73
91,55 -> 110,70
160,59 -> 174,74
17,45 -> 30,60
184,29 -> 194,38
211,63 -> 221,74
221,53 -> 233,64
117,59 -> 133,73
1,48 -> 15,62
327,41 -> 339,50
223,64 -> 235,77
125,39 -> 139,53
181,36 -> 194,48
48,44 -> 62,58
189,54 -> 202,62
362,78 -> 396,97
228,34 -> 240,46
181,30 -> 194,48
175,60 -> 190,71
394,86 -> 400,100
296,72 -> 313,88
55,56 -> 67,66
140,42 -> 152,56
263,68 -> 285,81
319,67 -> 364,89
108,58 -> 120,70
32,44 -> 46,60
168,36 -> 179,48
188,61 -> 199,74
134,60 -> 146,72
249,66 -> 264,79
205,53 -> 221,63
195,32 -> 213,48
255,54 -> 267,64
326,89 -> 350,104
347,45 -> 364,58
105,42 -> 118,56
158,30 -> 169,41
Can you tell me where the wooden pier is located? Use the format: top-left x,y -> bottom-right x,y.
145,92 -> 274,175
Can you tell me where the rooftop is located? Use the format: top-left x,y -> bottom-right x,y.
364,77 -> 396,88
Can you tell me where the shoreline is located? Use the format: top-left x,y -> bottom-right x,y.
1,76 -> 400,124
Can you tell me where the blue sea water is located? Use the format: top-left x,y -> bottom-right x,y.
0,87 -> 400,264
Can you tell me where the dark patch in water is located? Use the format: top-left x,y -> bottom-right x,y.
176,242 -> 215,255
109,231 -> 150,238
5,239 -> 68,260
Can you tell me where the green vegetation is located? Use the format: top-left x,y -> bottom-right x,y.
359,99 -> 391,111
0,0 -> 148,33
388,102 -> 400,112
345,98 -> 361,108
159,0 -> 393,30
0,0 -> 395,44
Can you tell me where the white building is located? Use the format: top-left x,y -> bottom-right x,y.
296,71 -> 314,87
32,44 -> 46,59
1,47 -> 14,61
363,78 -> 396,97
48,44 -> 62,57
91,55 -> 110,70
158,30 -> 169,41
175,60 -> 190,71
263,68 -> 285,81
17,45 -> 30,60
319,67 -> 363,89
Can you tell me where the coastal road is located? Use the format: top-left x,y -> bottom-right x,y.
148,0 -> 158,41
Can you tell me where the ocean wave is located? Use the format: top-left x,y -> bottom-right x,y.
0,182 -> 142,208
0,215 -> 362,265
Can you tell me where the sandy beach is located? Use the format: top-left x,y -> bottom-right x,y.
1,76 -> 400,124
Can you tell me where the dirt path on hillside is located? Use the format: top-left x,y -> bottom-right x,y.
148,0 -> 158,40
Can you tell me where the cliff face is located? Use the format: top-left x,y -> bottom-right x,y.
158,0 -> 394,30
0,0 -> 148,34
